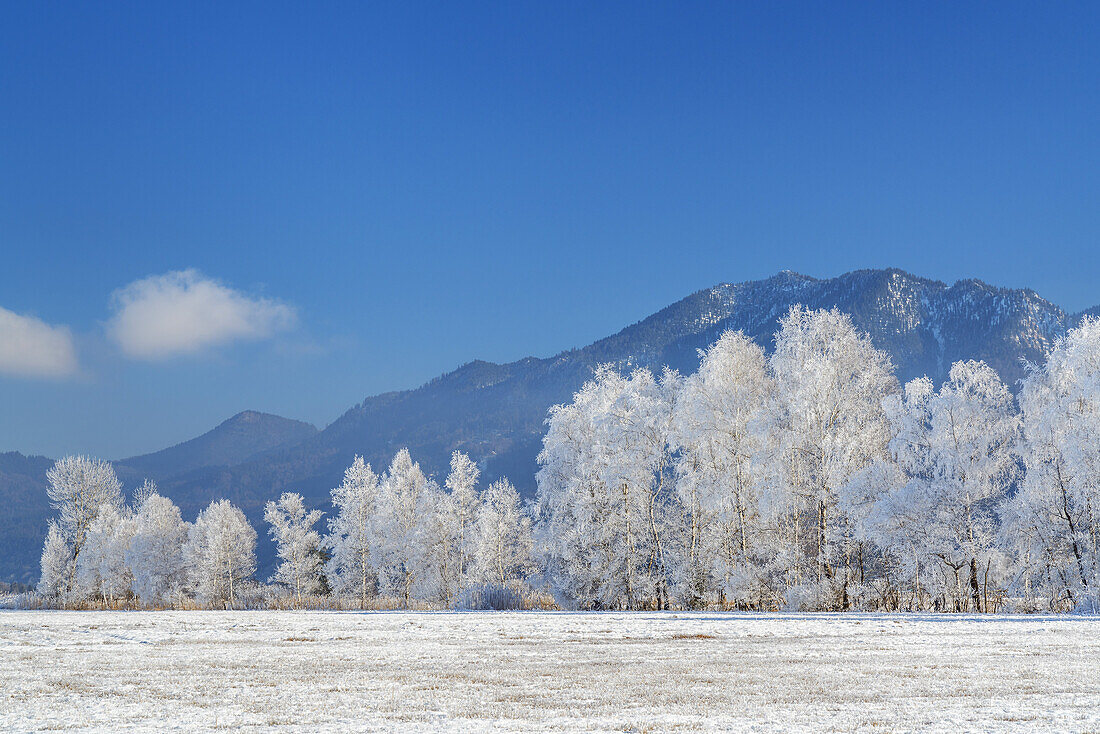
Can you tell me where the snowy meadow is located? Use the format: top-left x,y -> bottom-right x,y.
3,610 -> 1098,732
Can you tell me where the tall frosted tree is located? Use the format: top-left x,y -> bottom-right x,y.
184,499 -> 257,608
419,482 -> 461,603
326,456 -> 381,606
882,361 -> 1019,611
38,523 -> 72,599
39,456 -> 124,595
265,492 -> 324,605
473,478 -> 534,585
670,330 -> 776,606
445,451 -> 481,588
75,505 -> 136,605
127,493 -> 189,606
373,449 -> 436,604
537,367 -> 626,608
1005,318 -> 1100,611
537,366 -> 680,609
612,367 -> 682,609
769,306 -> 896,608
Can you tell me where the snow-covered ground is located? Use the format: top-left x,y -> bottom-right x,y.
2,611 -> 1097,732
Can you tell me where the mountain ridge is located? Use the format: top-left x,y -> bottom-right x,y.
161,268 -> 1094,519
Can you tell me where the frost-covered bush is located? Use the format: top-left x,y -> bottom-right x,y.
0,592 -> 46,610
233,580 -> 273,610
454,583 -> 528,611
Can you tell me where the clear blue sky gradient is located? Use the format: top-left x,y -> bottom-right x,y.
1,2 -> 1098,458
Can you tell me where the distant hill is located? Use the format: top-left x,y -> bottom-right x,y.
1,268 -> 1095,583
119,410 -> 318,482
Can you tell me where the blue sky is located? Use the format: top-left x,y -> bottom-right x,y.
1,2 -> 1098,458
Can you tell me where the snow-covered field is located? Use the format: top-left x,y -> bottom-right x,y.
2,611 -> 1098,732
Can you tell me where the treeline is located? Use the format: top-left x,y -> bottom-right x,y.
33,451 -> 539,610
537,306 -> 1100,613
27,305 -> 1100,613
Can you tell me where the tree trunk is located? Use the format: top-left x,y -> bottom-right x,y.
648,479 -> 667,611
912,552 -> 920,611
817,498 -> 830,584
982,558 -> 991,613
969,558 -> 981,613
623,482 -> 635,609
295,559 -> 302,607
738,503 -> 748,560
1060,476 -> 1090,595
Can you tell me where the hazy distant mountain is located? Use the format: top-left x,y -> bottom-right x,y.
119,410 -> 318,482
1,268 -> 1094,583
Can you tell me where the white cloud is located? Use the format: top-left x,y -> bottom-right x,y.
0,306 -> 79,378
107,270 -> 297,359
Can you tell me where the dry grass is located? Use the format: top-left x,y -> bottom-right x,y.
3,585 -> 559,612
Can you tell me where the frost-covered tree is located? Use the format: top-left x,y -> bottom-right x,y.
1005,318 -> 1100,611
861,378 -> 941,611
881,361 -> 1019,611
843,457 -> 913,610
537,367 -> 624,608
419,482 -> 461,603
670,331 -> 776,607
265,492 -> 324,605
603,367 -> 681,609
37,522 -> 72,598
373,449 -> 436,604
132,479 -> 159,508
473,478 -> 534,585
76,505 -> 136,605
768,306 -> 896,608
326,456 -> 381,606
184,499 -> 257,608
127,493 -> 189,606
445,451 -> 481,588
537,366 -> 680,609
40,456 -> 124,595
